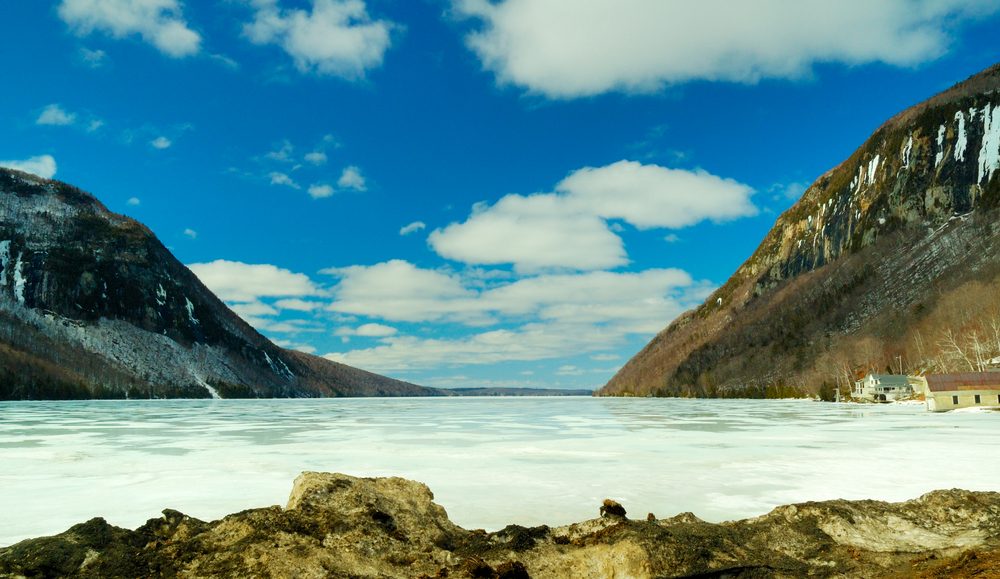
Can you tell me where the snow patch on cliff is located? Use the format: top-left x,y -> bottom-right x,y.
185,297 -> 199,326
156,284 -> 167,306
13,252 -> 25,304
901,135 -> 913,169
979,103 -> 1000,184
866,154 -> 880,186
935,124 -> 946,167
0,240 -> 9,288
954,111 -> 967,162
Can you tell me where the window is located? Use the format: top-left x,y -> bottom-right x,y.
975,394 -> 981,404
953,395 -> 959,405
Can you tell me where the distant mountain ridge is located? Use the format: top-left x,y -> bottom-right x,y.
0,168 -> 433,399
600,62 -> 1000,397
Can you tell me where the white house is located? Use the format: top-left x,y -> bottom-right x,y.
852,373 -> 913,402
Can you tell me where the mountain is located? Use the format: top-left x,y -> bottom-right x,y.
600,63 -> 1000,398
0,168 -> 434,399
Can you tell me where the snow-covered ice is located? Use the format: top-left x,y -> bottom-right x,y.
1,398 -> 997,547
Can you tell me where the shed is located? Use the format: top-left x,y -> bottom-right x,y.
920,373 -> 1000,412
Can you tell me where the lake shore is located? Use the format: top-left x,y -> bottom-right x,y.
2,471 -> 999,578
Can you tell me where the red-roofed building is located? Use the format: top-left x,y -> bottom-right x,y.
915,373 -> 1000,412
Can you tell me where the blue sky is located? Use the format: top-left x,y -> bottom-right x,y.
3,1 -> 1000,390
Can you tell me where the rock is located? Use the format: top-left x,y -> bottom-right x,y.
600,499 -> 627,519
2,473 -> 1000,578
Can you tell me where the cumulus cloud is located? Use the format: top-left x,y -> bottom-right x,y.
337,165 -> 367,191
188,259 -> 322,303
150,136 -> 172,149
324,259 -> 709,333
304,151 -> 327,165
324,260 -> 480,323
244,0 -> 393,79
308,183 -> 334,198
36,104 -> 77,126
0,155 -> 58,179
79,47 -> 108,67
455,0 -> 1000,98
269,171 -> 300,188
274,298 -> 323,311
430,160 -> 755,271
335,323 -> 398,338
399,221 -> 426,236
127,196 -> 141,206
183,228 -> 197,239
58,0 -> 201,58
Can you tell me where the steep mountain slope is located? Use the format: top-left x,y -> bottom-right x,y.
600,63 -> 1000,397
0,169 -> 433,399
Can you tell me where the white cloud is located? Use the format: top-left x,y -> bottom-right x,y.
304,151 -> 327,165
266,140 -> 295,163
127,196 -> 141,206
335,323 -> 398,337
455,0 -> 999,98
556,365 -> 584,376
58,0 -> 201,58
324,260 -> 480,323
36,104 -> 77,126
337,165 -> 366,191
399,221 -> 426,236
230,300 -> 279,318
430,160 -> 754,272
308,183 -> 334,198
269,171 -> 300,189
324,259 -> 709,334
150,136 -> 172,149
274,298 -> 323,311
87,119 -> 105,133
0,155 -> 57,179
183,228 -> 197,239
188,259 -> 322,303
558,160 -> 757,228
79,47 -> 108,67
663,234 -> 680,243
244,0 -> 393,79
431,194 -> 626,272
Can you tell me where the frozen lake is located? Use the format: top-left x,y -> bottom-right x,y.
1,397 -> 998,546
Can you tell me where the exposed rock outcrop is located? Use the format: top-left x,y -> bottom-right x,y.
0,169 -> 434,399
600,62 -> 1000,398
2,472 -> 999,578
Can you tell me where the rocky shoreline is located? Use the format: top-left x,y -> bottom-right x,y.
2,473 -> 999,578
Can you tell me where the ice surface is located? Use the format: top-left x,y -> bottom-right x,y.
0,398 -> 997,547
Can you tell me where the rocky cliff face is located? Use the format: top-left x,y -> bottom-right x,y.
0,169 -> 432,399
600,63 -> 1000,397
2,472 -> 999,578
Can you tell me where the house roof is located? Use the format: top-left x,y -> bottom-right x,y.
867,374 -> 910,385
925,373 -> 1000,392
